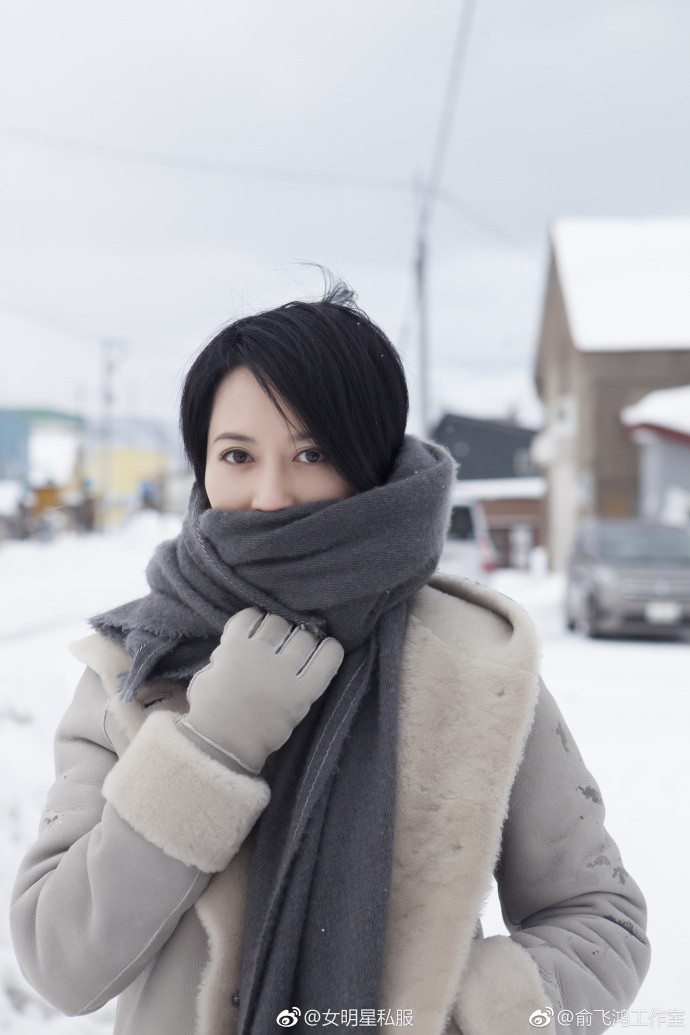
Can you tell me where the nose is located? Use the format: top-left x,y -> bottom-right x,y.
251,466 -> 295,512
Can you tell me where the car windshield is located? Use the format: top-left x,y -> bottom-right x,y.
599,525 -> 690,564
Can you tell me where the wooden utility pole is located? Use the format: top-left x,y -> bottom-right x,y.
415,232 -> 430,436
99,338 -> 125,529
414,0 -> 477,437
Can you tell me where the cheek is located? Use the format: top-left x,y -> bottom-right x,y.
204,462 -> 244,510
203,466 -> 220,508
319,468 -> 357,501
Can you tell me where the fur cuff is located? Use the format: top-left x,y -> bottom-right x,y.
103,711 -> 270,872
452,936 -> 552,1035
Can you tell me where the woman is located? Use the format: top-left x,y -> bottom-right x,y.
11,284 -> 649,1035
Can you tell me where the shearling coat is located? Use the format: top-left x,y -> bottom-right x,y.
10,573 -> 650,1035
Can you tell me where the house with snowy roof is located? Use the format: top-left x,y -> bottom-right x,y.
533,218 -> 690,570
622,384 -> 690,524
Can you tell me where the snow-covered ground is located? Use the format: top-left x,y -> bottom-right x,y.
0,521 -> 686,1031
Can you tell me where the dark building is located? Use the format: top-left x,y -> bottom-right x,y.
432,413 -> 545,569
432,413 -> 540,481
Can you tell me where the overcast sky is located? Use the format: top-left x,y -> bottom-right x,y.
1,0 -> 689,432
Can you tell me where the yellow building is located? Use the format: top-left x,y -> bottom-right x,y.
86,444 -> 172,527
83,416 -> 180,528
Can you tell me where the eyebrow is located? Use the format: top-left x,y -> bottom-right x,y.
212,431 -> 315,445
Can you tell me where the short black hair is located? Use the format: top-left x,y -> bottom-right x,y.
180,281 -> 409,501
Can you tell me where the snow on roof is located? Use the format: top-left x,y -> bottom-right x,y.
28,423 -> 80,487
0,479 -> 23,517
621,384 -> 690,438
551,218 -> 690,351
453,476 -> 545,502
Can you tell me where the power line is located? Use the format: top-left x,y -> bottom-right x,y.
0,121 -> 520,246
438,190 -> 522,249
0,298 -> 102,342
0,124 -> 415,195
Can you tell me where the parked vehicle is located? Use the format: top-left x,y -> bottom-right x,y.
441,494 -> 497,582
566,518 -> 690,638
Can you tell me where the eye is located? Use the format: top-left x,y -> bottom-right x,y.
296,448 -> 326,464
221,449 -> 252,465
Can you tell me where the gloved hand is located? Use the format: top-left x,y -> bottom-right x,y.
179,607 -> 344,774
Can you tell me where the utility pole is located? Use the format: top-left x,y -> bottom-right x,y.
99,338 -> 126,529
415,231 -> 430,436
415,0 -> 477,437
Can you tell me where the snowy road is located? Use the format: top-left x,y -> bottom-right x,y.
0,520 -> 687,1031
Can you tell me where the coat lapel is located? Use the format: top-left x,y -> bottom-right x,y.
378,581 -> 540,1029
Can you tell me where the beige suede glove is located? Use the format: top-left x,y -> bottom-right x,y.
178,607 -> 344,774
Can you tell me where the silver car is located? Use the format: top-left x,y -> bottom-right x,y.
566,518 -> 690,638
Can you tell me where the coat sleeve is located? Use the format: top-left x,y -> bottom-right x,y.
10,665 -> 270,1017
452,680 -> 650,1035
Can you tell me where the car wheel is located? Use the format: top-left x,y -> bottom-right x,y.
578,594 -> 600,639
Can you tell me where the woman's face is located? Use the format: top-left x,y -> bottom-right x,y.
204,366 -> 357,511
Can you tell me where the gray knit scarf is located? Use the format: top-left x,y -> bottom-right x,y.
91,436 -> 454,1033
